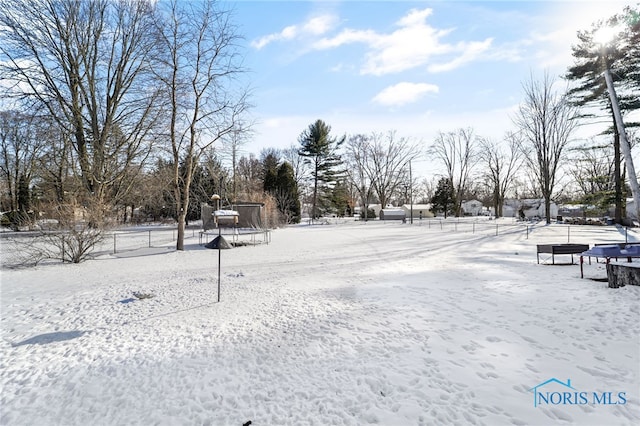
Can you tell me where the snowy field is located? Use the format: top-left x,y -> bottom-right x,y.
1,218 -> 639,426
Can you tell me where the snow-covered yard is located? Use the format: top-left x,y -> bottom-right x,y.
1,219 -> 639,425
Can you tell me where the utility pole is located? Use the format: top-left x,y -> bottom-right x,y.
409,159 -> 413,224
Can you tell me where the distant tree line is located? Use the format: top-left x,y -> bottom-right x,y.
1,1 -> 639,254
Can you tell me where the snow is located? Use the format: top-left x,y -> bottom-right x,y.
1,218 -> 639,425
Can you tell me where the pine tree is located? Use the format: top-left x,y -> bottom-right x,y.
566,6 -> 640,223
262,150 -> 280,193
431,177 -> 454,218
275,162 -> 301,223
17,173 -> 30,213
298,119 -> 345,220
331,180 -> 351,217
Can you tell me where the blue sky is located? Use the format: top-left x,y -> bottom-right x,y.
231,0 -> 635,177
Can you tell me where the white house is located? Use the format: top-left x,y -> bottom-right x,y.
400,204 -> 434,219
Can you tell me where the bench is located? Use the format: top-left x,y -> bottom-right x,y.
536,243 -> 590,265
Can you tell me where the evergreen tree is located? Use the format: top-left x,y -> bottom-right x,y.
275,162 -> 301,223
331,180 -> 350,217
430,177 -> 454,218
17,173 -> 30,212
298,119 -> 345,220
262,150 -> 280,193
566,6 -> 640,223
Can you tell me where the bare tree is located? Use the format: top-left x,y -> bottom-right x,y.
568,139 -> 617,212
415,177 -> 437,204
0,0 -> 162,213
429,128 -> 477,217
344,134 -> 375,221
282,144 -> 309,188
0,110 -> 44,213
235,154 -> 262,199
479,132 -> 523,218
367,131 -> 421,209
513,72 -> 579,223
154,0 -> 250,250
220,128 -> 252,203
344,131 -> 421,217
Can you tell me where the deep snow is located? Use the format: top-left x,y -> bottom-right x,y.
1,218 -> 639,425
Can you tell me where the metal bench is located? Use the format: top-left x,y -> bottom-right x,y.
536,243 -> 589,265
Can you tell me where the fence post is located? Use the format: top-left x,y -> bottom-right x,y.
113,233 -> 117,254
495,223 -> 498,236
149,230 -> 152,248
567,226 -> 570,243
473,222 -> 475,234
625,227 -> 628,243
526,225 -> 529,239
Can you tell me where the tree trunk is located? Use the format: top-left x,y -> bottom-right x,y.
614,124 -> 623,224
176,212 -> 186,251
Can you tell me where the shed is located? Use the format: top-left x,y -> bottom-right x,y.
379,209 -> 406,221
401,204 -> 434,219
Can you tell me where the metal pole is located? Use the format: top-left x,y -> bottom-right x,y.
409,160 -> 413,224
568,226 -> 570,243
113,233 -> 117,254
149,230 -> 151,248
217,225 -> 221,303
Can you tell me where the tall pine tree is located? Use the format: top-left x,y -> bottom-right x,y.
298,120 -> 345,220
566,6 -> 640,223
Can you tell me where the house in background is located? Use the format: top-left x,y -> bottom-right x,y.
400,204 -> 434,220
503,198 -> 558,219
461,200 -> 484,216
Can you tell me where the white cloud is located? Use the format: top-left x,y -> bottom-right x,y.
251,14 -> 338,50
252,7 -> 496,74
397,7 -> 434,27
372,82 -> 439,107
313,28 -> 379,50
427,38 -> 494,73
303,15 -> 336,35
312,7 -> 492,75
